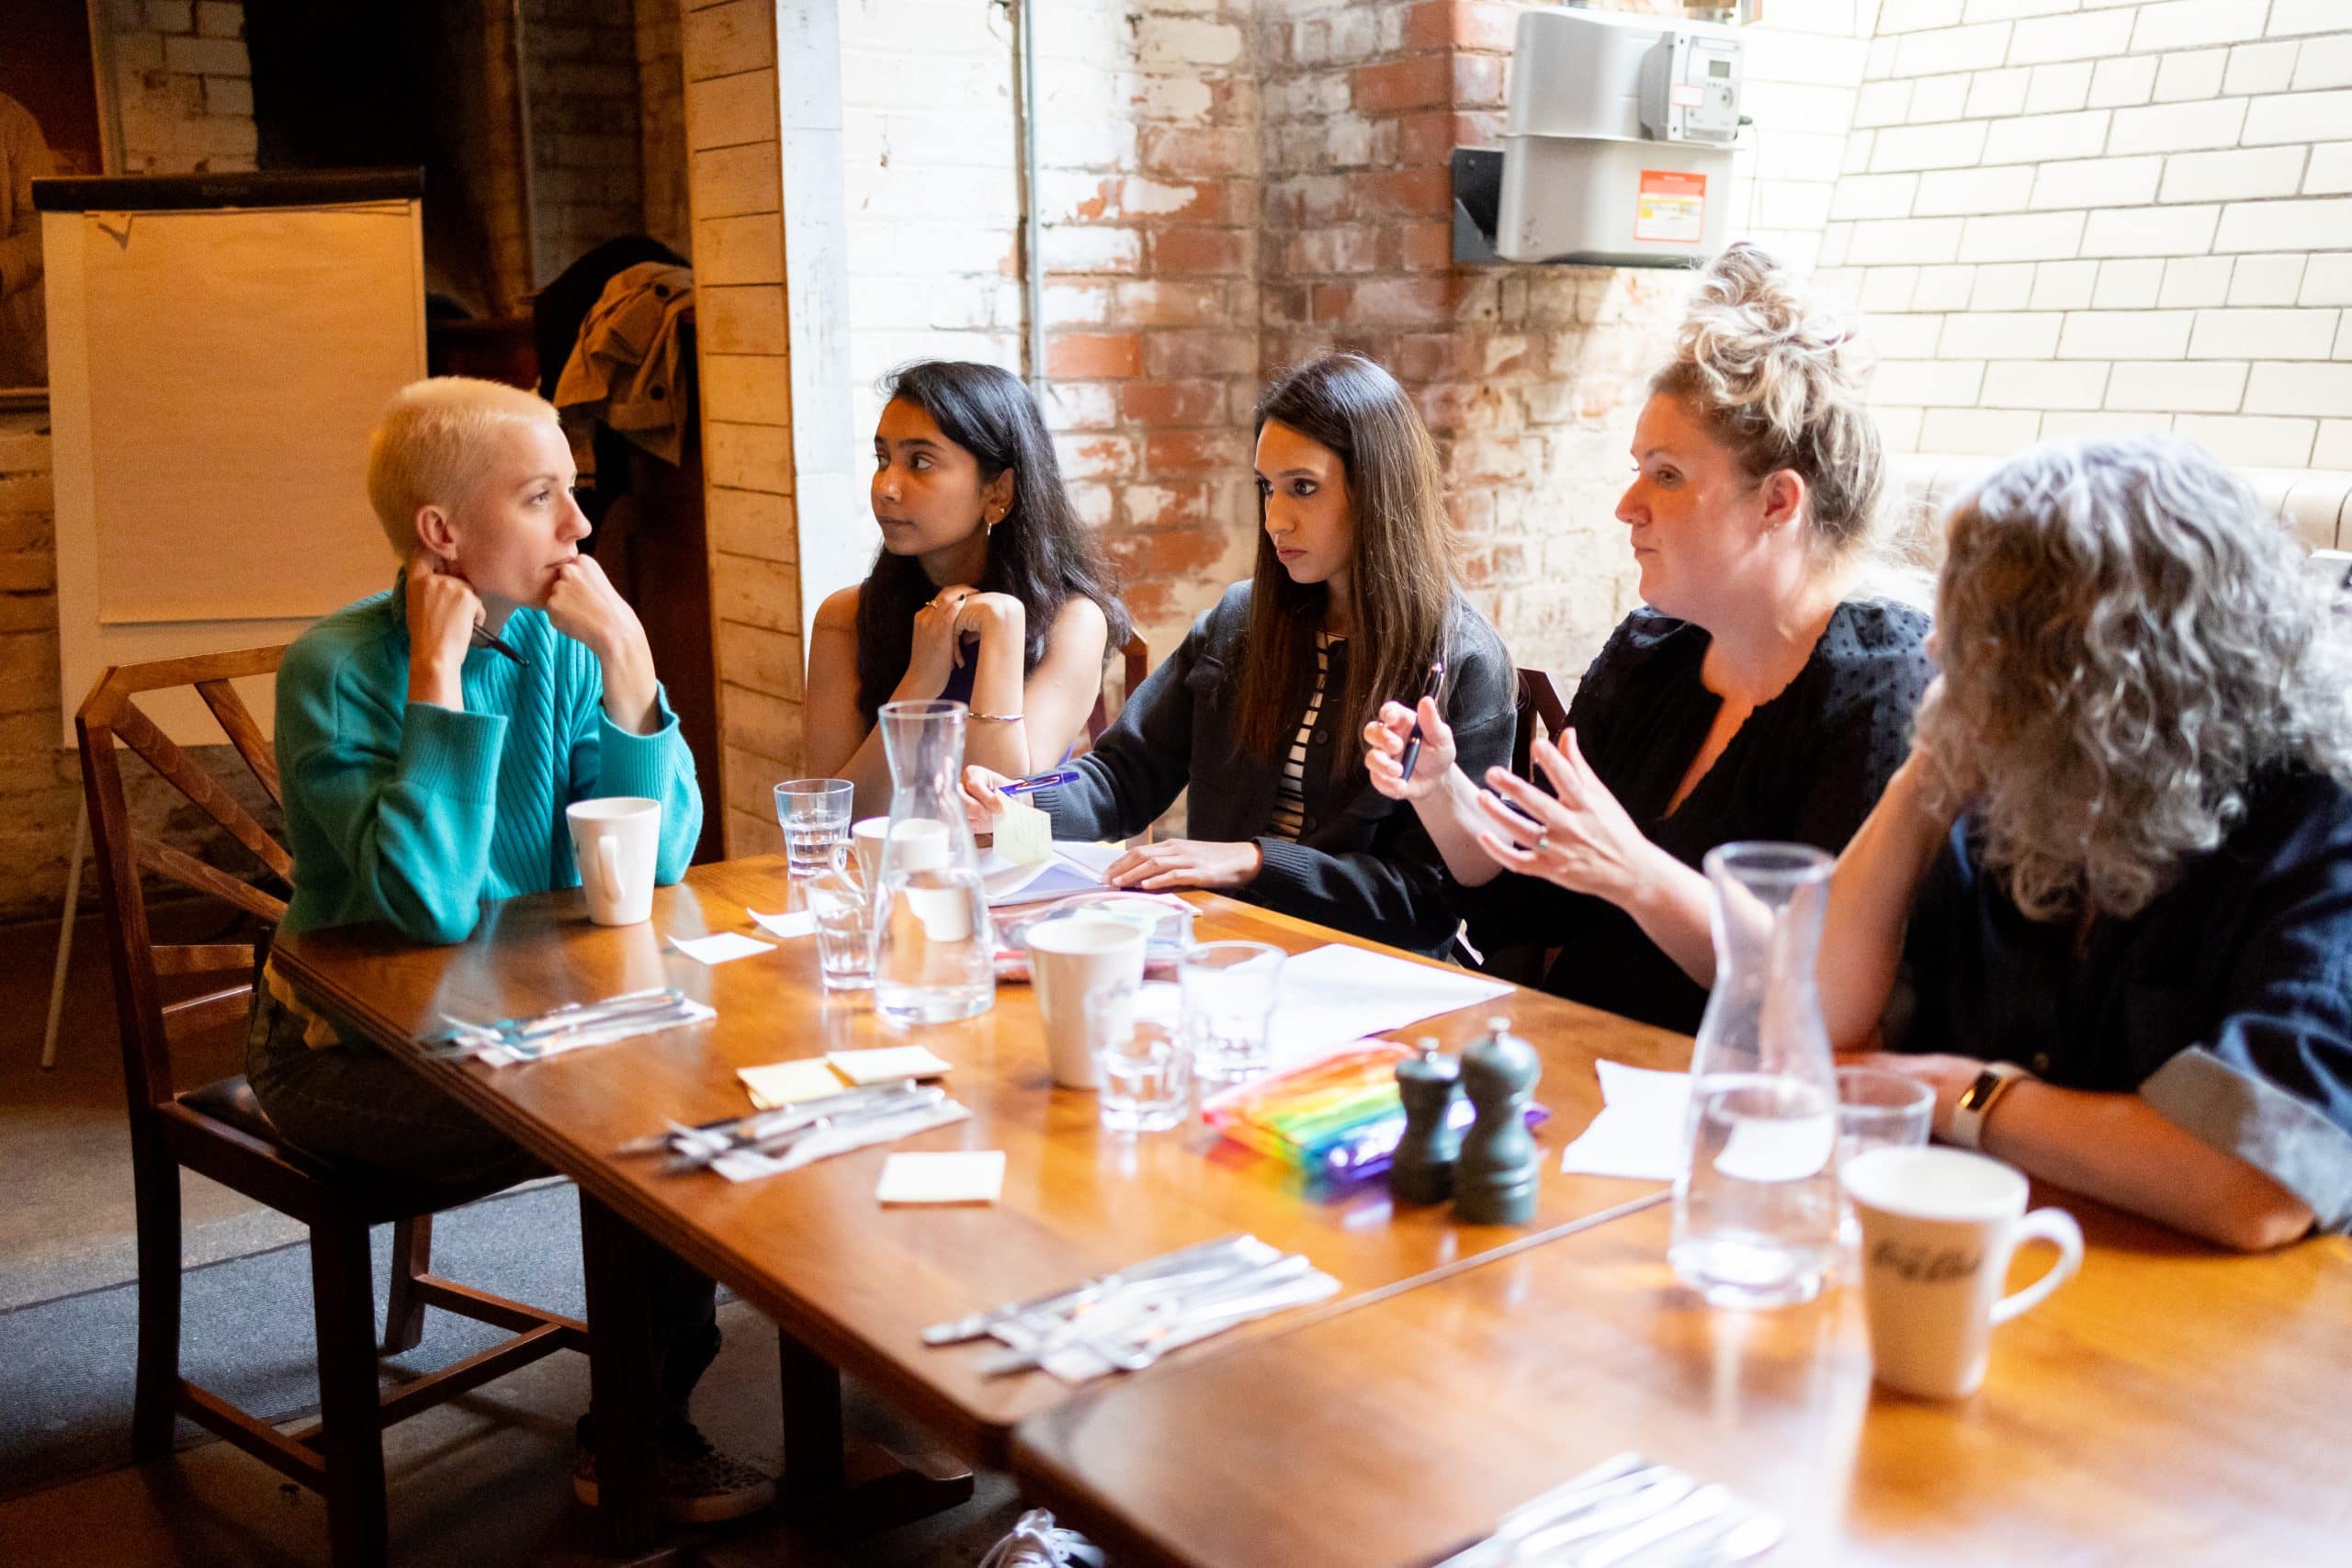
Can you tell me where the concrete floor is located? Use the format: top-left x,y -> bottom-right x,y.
0,913 -> 1036,1564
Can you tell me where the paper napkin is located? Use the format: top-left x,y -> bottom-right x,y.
749,908 -> 819,939
876,1149 -> 1005,1205
739,1058 -> 854,1110
671,931 -> 775,965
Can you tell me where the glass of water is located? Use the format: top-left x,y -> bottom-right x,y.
1834,1066 -> 1935,1258
1179,942 -> 1284,1087
775,779 -> 854,884
804,864 -> 875,992
1086,982 -> 1191,1133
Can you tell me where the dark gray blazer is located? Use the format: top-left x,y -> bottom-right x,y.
1032,581 -> 1516,953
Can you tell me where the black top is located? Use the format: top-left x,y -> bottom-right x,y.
1892,769 -> 2352,1233
1035,581 -> 1517,953
1464,599 -> 1933,1032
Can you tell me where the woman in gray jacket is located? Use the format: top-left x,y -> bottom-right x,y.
966,352 -> 1513,953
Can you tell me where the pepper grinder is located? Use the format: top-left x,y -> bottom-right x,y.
1388,1036 -> 1460,1205
1454,1016 -> 1541,1225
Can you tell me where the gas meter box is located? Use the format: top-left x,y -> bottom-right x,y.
1492,6 -> 1745,266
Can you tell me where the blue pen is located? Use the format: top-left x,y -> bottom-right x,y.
1000,768 -> 1081,797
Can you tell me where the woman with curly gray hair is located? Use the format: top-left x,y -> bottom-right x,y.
1824,434 -> 2352,1251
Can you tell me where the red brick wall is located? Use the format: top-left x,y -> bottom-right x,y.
1035,1 -> 1265,663
1259,0 -> 1685,675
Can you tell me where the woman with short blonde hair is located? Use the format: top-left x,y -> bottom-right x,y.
1367,243 -> 1933,1028
1825,434 -> 2352,1251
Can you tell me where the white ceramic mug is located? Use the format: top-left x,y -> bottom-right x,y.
854,816 -> 947,884
565,797 -> 662,926
1024,917 -> 1148,1089
1842,1145 -> 2085,1400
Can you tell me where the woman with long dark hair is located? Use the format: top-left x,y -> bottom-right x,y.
965,352 -> 1514,953
805,360 -> 1129,812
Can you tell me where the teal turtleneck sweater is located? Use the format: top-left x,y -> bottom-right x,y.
275,574 -> 703,944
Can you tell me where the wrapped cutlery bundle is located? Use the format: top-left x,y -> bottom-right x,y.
1433,1451 -> 1783,1568
424,987 -> 715,1066
920,1233 -> 1339,1384
614,1080 -> 970,1182
1202,1042 -> 1549,1188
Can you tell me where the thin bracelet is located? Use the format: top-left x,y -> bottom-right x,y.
967,710 -> 1025,724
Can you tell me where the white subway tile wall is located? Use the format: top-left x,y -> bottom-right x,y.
1842,1 -> 2352,468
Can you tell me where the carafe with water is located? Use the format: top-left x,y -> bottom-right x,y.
1669,841 -> 1841,1308
871,700 -> 996,1025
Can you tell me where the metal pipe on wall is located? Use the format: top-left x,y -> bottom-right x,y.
1012,0 -> 1046,395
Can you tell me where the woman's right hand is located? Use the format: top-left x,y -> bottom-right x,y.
959,764 -> 1013,829
404,550 -> 482,706
1363,696 -> 1456,802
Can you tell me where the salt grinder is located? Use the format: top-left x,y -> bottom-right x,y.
1454,1016 -> 1541,1226
1388,1036 -> 1460,1205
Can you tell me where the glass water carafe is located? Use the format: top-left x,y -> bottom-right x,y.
1669,841 -> 1841,1308
871,700 -> 996,1025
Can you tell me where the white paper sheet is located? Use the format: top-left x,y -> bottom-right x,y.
1264,945 -> 1516,1066
827,1044 -> 955,1084
1560,1059 -> 1690,1182
670,931 -> 776,964
749,908 -> 818,939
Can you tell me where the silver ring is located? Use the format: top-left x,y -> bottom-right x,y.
1532,828 -> 1549,852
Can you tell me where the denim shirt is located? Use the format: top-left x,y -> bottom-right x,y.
1893,768 -> 2352,1233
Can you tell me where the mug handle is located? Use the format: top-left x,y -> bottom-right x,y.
595,835 -> 628,908
1990,1206 -> 2085,1325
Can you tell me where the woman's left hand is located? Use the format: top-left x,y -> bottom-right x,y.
546,553 -> 648,663
1839,1050 -> 1985,1142
952,591 -> 1024,656
1103,838 -> 1262,892
1472,729 -> 1664,905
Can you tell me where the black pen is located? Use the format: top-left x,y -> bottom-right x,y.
470,623 -> 530,668
1397,660 -> 1446,782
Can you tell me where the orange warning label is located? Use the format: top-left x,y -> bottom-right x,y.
1635,169 -> 1707,245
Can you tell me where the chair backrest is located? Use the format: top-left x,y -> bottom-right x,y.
1511,667 -> 1569,779
1083,630 -> 1151,747
75,647 -> 292,1111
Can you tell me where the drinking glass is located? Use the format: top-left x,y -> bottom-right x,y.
1834,1066 -> 1935,1258
1180,942 -> 1285,1086
805,863 -> 876,992
775,779 -> 854,884
1086,982 -> 1191,1134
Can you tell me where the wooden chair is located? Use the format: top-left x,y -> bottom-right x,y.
77,647 -> 586,1568
1511,666 -> 1570,781
1480,668 -> 1574,987
1082,628 -> 1150,747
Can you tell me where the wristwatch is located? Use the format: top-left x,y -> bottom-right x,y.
1949,1060 -> 2034,1151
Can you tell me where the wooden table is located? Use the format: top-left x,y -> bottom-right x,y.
269,855 -> 1691,1547
1012,1191 -> 2352,1567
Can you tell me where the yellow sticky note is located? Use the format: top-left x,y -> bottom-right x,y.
826,1044 -> 955,1085
994,796 -> 1054,865
738,1058 -> 852,1110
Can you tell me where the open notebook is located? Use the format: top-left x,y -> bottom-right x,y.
977,840 -> 1126,908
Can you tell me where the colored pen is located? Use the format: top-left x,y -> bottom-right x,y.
1397,660 -> 1447,782
1000,768 -> 1081,797
470,623 -> 530,668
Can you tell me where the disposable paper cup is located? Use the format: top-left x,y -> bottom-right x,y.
854,816 -> 947,883
1024,917 -> 1148,1089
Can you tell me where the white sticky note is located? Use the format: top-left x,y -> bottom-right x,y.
749,908 -> 818,939
876,1150 -> 1005,1205
827,1044 -> 955,1085
994,796 -> 1054,865
672,931 -> 775,964
738,1058 -> 853,1110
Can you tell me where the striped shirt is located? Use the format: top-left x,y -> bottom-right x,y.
1268,634 -> 1340,841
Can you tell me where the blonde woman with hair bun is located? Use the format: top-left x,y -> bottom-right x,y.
1364,243 -> 1933,1031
